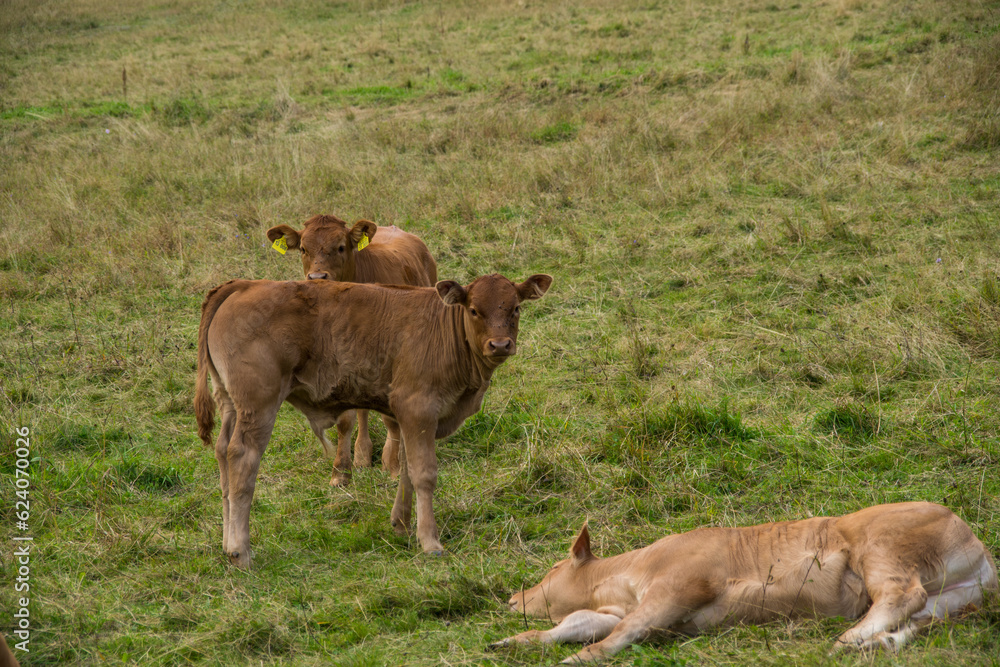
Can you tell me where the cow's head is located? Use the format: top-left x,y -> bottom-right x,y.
508,523 -> 596,622
266,215 -> 378,281
435,273 -> 552,362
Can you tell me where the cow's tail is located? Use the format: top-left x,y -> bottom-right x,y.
195,280 -> 243,447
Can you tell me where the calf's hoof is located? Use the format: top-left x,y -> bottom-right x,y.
330,472 -> 352,487
228,550 -> 251,569
390,518 -> 410,536
487,638 -> 513,651
422,542 -> 446,556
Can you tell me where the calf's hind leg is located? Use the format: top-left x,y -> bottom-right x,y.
389,427 -> 412,536
866,579 -> 991,650
381,416 -> 401,477
352,409 -> 374,469
224,405 -> 280,569
213,398 -> 236,554
833,573 -> 928,651
330,410 -> 357,486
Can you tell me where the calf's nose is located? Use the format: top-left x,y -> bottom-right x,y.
488,338 -> 514,355
308,272 -> 329,280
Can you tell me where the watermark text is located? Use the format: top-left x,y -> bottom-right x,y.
12,425 -> 32,654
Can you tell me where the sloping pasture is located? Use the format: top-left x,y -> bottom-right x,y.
1,0 -> 998,663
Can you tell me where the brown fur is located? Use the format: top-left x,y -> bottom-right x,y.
265,215 -> 438,483
194,273 -> 551,567
494,503 -> 998,662
0,634 -> 19,667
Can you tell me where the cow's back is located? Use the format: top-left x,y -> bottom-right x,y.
302,282 -> 451,407
357,225 -> 437,286
206,280 -> 457,413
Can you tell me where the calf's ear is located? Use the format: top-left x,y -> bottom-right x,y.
266,225 -> 301,250
570,522 -> 594,564
516,274 -> 553,301
349,219 -> 378,246
436,280 -> 469,306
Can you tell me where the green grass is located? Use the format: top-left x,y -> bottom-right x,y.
2,0 -> 1000,663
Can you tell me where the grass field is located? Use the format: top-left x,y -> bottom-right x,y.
2,0 -> 999,663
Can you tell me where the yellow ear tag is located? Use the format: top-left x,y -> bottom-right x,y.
271,236 -> 288,255
357,234 -> 370,251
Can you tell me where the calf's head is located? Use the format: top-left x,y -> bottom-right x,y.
266,215 -> 378,281
436,273 -> 552,361
509,524 -> 597,622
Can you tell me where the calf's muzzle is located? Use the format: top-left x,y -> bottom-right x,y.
487,337 -> 514,356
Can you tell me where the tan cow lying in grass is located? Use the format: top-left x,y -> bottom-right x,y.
266,215 -> 438,484
195,273 -> 552,567
494,502 -> 998,663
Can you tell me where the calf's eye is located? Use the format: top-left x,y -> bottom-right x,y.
338,245 -> 346,253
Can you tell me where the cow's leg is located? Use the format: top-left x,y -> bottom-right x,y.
833,572 -> 928,650
860,580 -> 986,651
305,413 -> 351,487
307,414 -> 337,460
397,417 -> 443,554
381,415 -> 401,478
560,584 -> 714,663
214,397 -> 237,554
389,428 -> 412,536
225,405 -> 279,569
490,609 -> 624,649
353,409 -> 374,469
331,410 -> 357,487
866,617 -> 933,651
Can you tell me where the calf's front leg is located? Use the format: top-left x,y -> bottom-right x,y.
490,608 -> 624,650
392,413 -> 443,554
560,584 -> 715,663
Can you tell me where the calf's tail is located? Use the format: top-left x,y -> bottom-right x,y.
194,280 -> 243,447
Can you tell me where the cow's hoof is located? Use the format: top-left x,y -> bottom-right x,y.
390,519 -> 410,536
228,551 -> 251,569
330,473 -> 351,487
424,548 -> 446,557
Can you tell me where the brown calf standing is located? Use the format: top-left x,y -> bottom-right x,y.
495,502 -> 998,662
266,215 -> 438,484
195,273 -> 552,567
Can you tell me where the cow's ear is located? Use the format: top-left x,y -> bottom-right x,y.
266,225 -> 301,250
349,219 -> 378,246
516,274 -> 553,301
570,522 -> 593,565
436,280 -> 468,306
